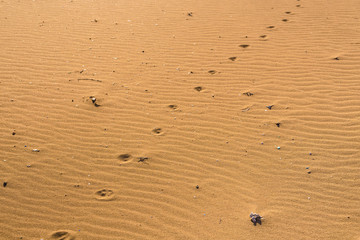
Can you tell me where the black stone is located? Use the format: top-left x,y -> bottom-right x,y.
250,213 -> 263,226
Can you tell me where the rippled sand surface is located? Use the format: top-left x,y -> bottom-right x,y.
1,0 -> 360,239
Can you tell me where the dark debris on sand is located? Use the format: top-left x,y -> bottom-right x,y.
250,212 -> 263,226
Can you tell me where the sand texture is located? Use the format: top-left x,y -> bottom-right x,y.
1,0 -> 360,239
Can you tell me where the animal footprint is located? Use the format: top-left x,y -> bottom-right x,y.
118,154 -> 133,164
259,35 -> 268,41
138,157 -> 149,163
152,128 -> 164,135
48,230 -> 76,240
194,86 -> 203,92
243,92 -> 254,96
168,104 -> 179,110
95,189 -> 115,201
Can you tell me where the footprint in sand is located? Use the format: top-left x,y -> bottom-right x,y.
48,230 -> 76,240
168,104 -> 179,110
152,128 -> 164,135
118,153 -> 133,164
194,86 -> 203,92
137,157 -> 149,163
95,189 -> 115,201
259,35 -> 268,41
243,92 -> 254,96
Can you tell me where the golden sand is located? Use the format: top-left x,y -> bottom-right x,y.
1,0 -> 360,239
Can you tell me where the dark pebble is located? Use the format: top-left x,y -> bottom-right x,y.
3,182 -> 7,187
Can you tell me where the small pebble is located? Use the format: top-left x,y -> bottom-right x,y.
266,105 -> 273,110
196,185 -> 199,189
32,149 -> 40,152
277,146 -> 281,150
3,182 -> 7,187
250,212 -> 263,226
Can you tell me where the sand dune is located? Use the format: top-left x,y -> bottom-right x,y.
1,0 -> 360,239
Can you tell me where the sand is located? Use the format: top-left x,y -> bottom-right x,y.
1,0 -> 360,239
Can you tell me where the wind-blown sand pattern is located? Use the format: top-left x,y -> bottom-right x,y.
1,0 -> 360,239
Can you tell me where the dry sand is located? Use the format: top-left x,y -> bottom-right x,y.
1,0 -> 360,239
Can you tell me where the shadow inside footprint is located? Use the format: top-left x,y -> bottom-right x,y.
168,104 -> 178,110
152,128 -> 163,135
49,230 -> 76,240
118,154 -> 133,164
138,157 -> 149,163
243,92 -> 254,96
95,189 -> 115,201
194,86 -> 203,92
239,44 -> 250,48
208,70 -> 217,74
228,57 -> 237,61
